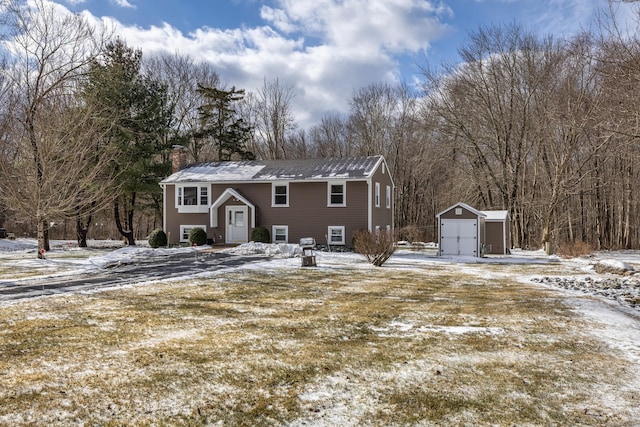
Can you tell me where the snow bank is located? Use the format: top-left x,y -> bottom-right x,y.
0,238 -> 35,252
222,242 -> 302,258
595,259 -> 635,275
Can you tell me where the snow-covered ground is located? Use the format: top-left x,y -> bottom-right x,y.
2,238 -> 640,424
1,239 -> 640,356
2,238 -> 640,309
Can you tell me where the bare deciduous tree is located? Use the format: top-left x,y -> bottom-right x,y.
144,53 -> 220,162
0,0 -> 113,257
250,77 -> 297,159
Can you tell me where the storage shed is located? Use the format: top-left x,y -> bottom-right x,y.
436,202 -> 486,257
481,210 -> 511,255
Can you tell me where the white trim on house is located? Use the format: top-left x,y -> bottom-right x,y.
367,179 -> 372,232
328,226 -> 345,245
175,183 -> 210,214
386,185 -> 391,209
210,188 -> 256,229
225,206 -> 248,244
375,182 -> 380,207
327,181 -> 346,207
271,182 -> 290,207
162,184 -> 167,239
272,225 -> 289,243
180,225 -> 207,243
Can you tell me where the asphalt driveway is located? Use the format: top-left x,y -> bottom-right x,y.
0,250 -> 267,302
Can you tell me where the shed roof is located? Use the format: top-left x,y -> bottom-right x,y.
482,210 -> 509,221
161,156 -> 385,184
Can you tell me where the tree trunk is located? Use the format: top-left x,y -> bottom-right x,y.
37,219 -> 49,259
76,202 -> 95,248
76,217 -> 90,248
114,199 -> 136,246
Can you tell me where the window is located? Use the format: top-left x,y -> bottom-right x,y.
272,182 -> 289,207
272,225 -> 288,243
200,187 -> 208,205
328,226 -> 345,245
180,225 -> 206,243
328,182 -> 346,206
176,185 -> 209,213
375,182 -> 380,207
386,185 -> 391,209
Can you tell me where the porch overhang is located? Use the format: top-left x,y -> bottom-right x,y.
210,188 -> 256,228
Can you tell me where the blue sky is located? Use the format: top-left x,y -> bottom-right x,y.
56,0 -> 633,128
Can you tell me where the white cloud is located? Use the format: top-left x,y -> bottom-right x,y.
43,0 -> 620,129
112,0 -> 135,9
101,0 -> 452,127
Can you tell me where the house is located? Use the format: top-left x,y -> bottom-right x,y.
436,202 -> 511,256
159,148 -> 394,247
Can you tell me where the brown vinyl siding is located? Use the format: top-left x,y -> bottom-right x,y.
163,157 -> 392,246
369,162 -> 394,230
164,184 -> 210,244
209,181 -> 369,245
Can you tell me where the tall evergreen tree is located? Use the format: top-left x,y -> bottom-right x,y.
83,38 -> 173,245
195,85 -> 254,161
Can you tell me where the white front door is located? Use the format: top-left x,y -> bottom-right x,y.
440,219 -> 478,256
226,206 -> 248,244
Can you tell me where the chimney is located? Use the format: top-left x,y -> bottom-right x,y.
172,145 -> 187,173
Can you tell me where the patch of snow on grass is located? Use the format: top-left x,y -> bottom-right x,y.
223,242 -> 302,258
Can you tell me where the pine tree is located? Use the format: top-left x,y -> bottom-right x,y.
83,38 -> 174,245
195,85 -> 254,161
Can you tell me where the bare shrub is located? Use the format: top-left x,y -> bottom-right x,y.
556,240 -> 593,258
397,225 -> 430,244
354,229 -> 396,267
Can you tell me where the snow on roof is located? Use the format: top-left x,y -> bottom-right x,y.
161,162 -> 265,183
161,156 -> 383,184
482,210 -> 509,221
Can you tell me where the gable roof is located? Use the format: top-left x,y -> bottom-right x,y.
436,202 -> 487,219
160,156 -> 385,184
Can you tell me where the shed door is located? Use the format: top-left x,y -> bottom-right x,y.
441,219 -> 477,256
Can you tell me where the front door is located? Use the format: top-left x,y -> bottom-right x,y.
226,206 -> 248,244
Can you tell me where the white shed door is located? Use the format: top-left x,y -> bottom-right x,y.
440,219 -> 477,256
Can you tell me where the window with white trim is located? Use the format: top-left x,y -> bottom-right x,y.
176,185 -> 209,213
386,185 -> 391,209
375,182 -> 380,207
200,186 -> 208,205
272,225 -> 288,243
328,226 -> 345,245
272,182 -> 289,207
180,225 -> 206,243
328,182 -> 346,206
